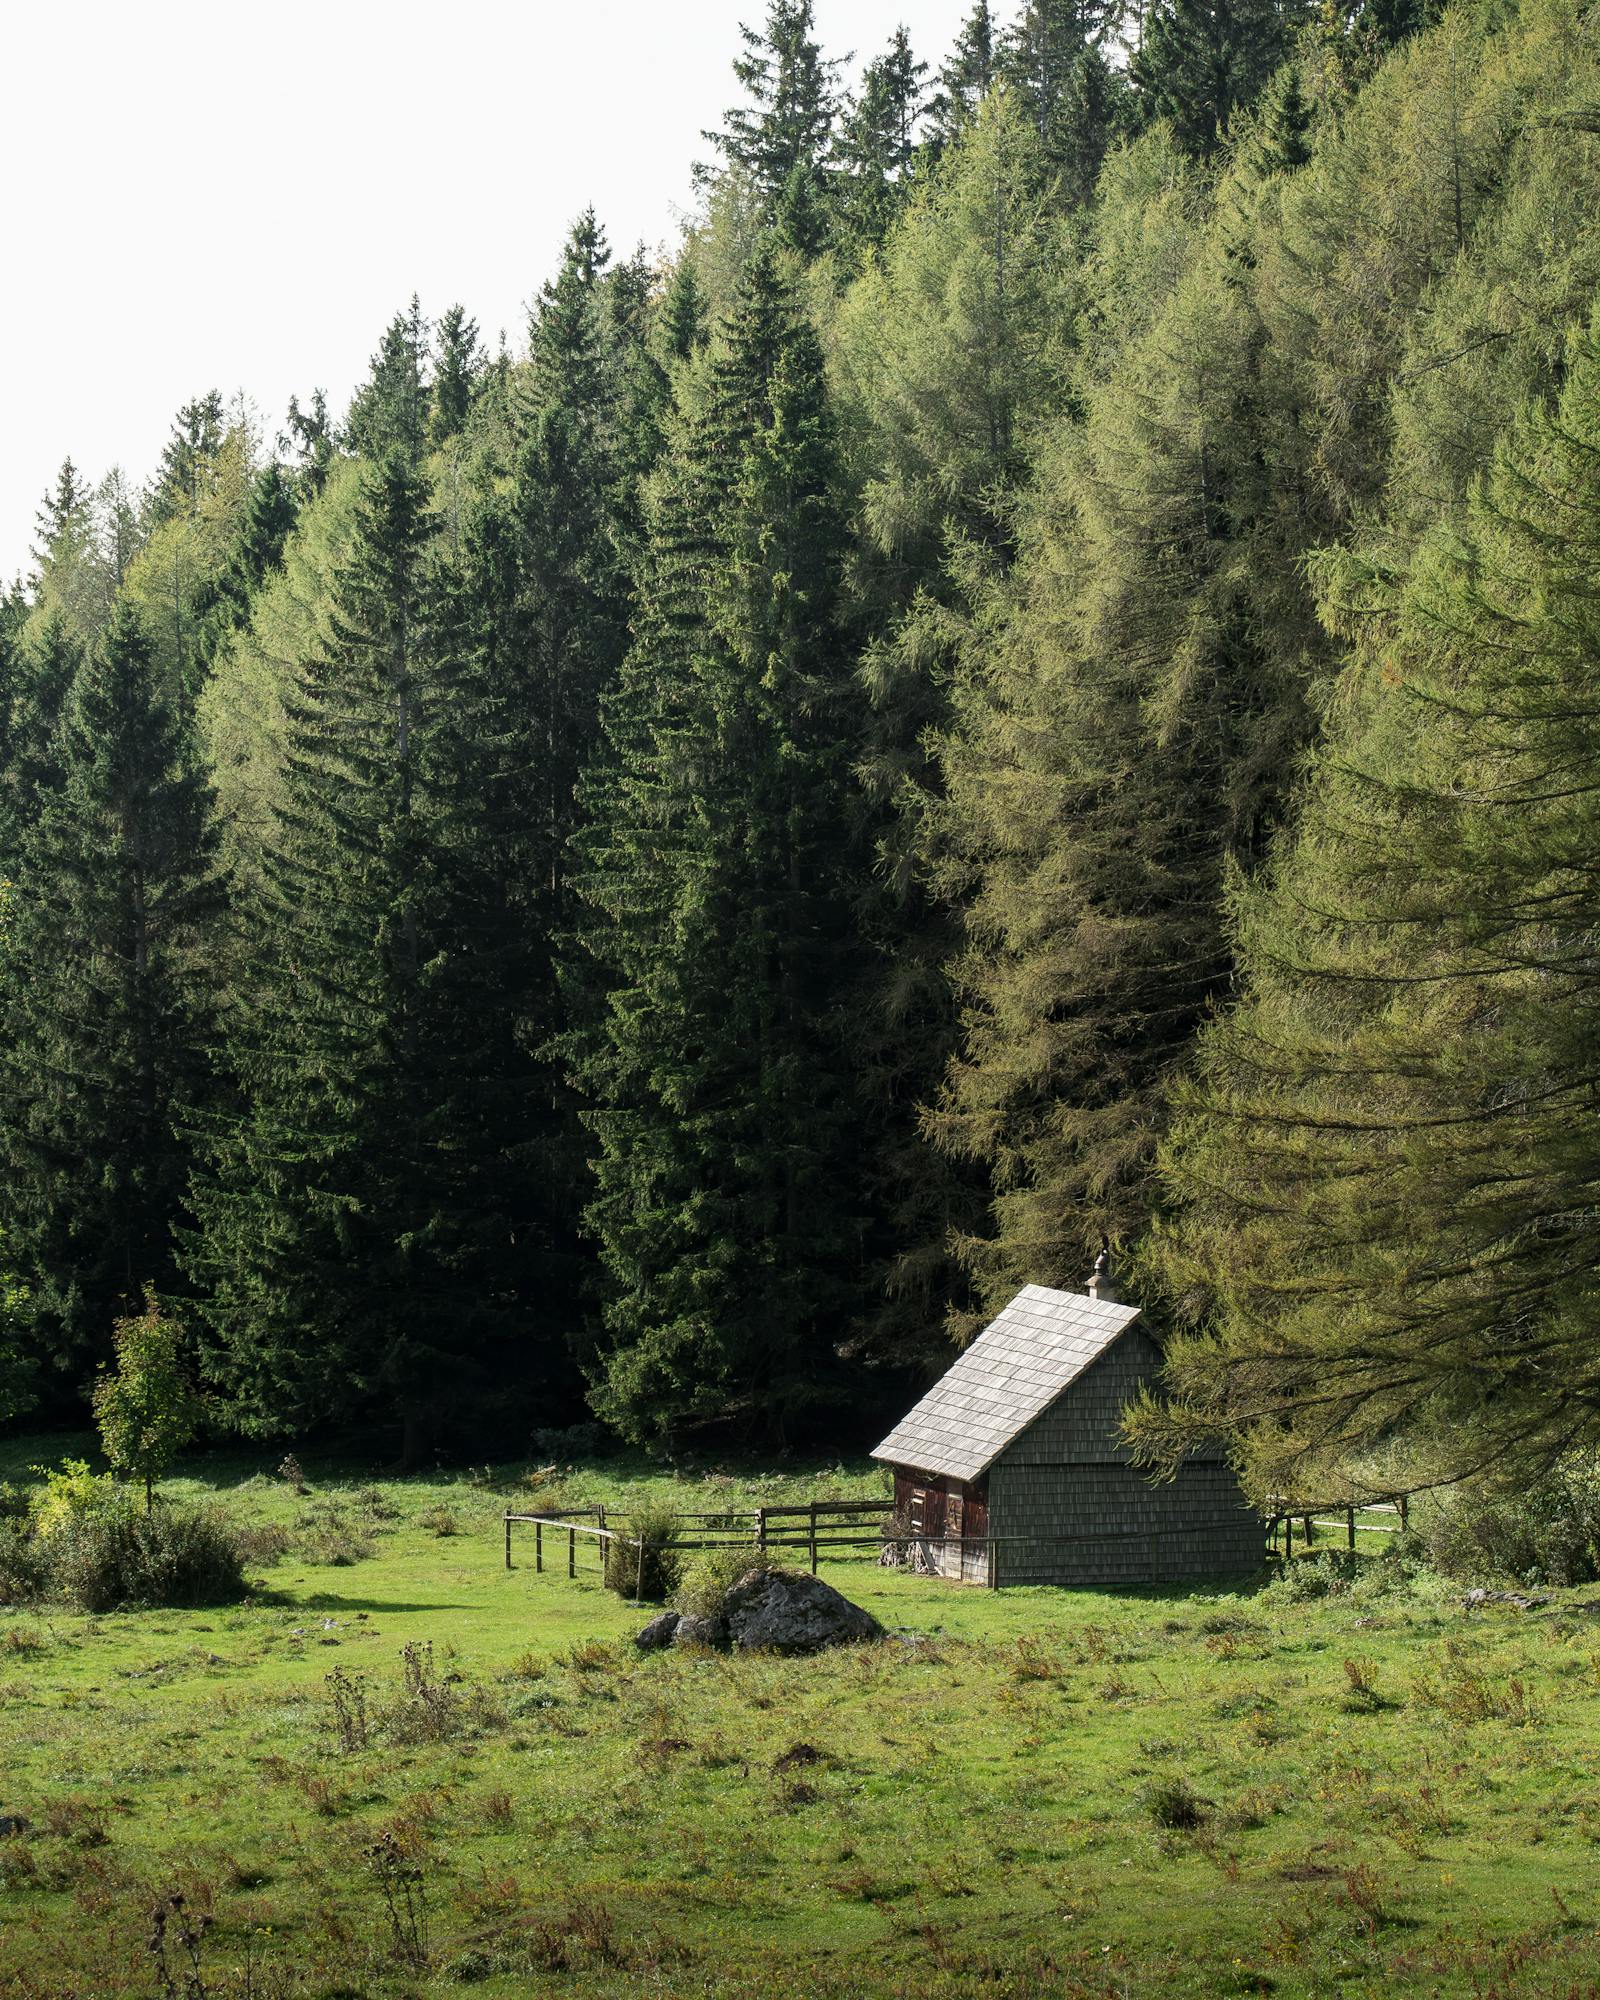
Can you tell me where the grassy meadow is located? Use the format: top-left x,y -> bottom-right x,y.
0,1438 -> 1597,1997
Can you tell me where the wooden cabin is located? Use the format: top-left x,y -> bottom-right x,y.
871,1275 -> 1259,1588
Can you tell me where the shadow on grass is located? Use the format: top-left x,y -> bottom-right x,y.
297,1593 -> 471,1614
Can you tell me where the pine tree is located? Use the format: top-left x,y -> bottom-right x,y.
430,304 -> 483,445
835,28 -> 928,251
926,2 -> 996,151
572,240 -> 867,1443
191,447 -> 546,1449
1134,0 -> 1296,156
700,0 -> 842,212
146,392 -> 226,528
1141,309 -> 1600,1498
0,602 -> 220,1394
346,297 -> 430,461
285,389 -> 338,498
199,462 -> 298,663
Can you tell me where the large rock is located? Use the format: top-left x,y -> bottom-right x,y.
721,1568 -> 883,1654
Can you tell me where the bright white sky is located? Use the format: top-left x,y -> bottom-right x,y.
1,0 -> 989,584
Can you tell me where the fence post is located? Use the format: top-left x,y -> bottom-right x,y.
598,1505 -> 607,1569
1399,1494 -> 1409,1532
1347,1507 -> 1356,1551
635,1533 -> 645,1602
504,1515 -> 513,1570
568,1527 -> 576,1579
536,1521 -> 543,1573
756,1507 -> 767,1551
809,1502 -> 818,1575
1284,1514 -> 1293,1559
1303,1513 -> 1314,1547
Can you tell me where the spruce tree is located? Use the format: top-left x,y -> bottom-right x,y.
1133,0 -> 1295,156
198,462 -> 298,664
30,459 -> 106,642
285,389 -> 338,498
0,602 -> 219,1394
926,2 -> 996,151
699,0 -> 842,213
0,614 -> 82,874
146,392 -> 226,528
1142,309 -> 1600,1497
572,240 -> 866,1443
191,446 -> 546,1449
834,29 -> 928,252
346,297 -> 430,461
430,304 -> 482,446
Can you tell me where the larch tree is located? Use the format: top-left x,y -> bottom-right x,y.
1141,309 -> 1600,1498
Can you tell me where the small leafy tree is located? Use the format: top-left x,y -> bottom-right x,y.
93,1289 -> 202,1511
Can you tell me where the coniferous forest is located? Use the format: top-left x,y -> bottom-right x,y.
6,0 -> 1600,1493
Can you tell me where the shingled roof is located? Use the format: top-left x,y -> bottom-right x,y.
870,1284 -> 1143,1485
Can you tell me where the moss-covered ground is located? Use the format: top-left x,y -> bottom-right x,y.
0,1435 -> 1596,1997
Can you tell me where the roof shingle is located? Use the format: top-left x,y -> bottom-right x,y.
870,1284 -> 1141,1483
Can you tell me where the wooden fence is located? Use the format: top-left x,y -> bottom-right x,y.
502,1492 -> 1421,1594
503,1498 -> 890,1584
1264,1496 -> 1410,1559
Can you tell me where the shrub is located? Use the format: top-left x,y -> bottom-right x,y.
672,1545 -> 783,1620
1266,1549 -> 1363,1602
29,1459 -> 121,1538
0,1520 -> 47,1605
1411,1461 -> 1600,1586
299,1506 -> 375,1567
604,1501 -> 681,1601
1143,1777 -> 1210,1830
48,1505 -> 247,1612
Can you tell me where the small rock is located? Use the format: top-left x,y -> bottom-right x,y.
672,1612 -> 729,1649
1461,1588 -> 1551,1612
633,1611 -> 681,1652
0,1815 -> 29,1838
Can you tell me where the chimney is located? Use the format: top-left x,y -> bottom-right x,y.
1087,1247 -> 1117,1304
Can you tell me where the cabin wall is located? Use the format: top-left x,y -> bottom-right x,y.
892,1467 -> 990,1583
999,1325 -> 1229,1466
986,1459 -> 1260,1586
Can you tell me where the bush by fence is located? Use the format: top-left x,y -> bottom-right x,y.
1411,1461 -> 1600,1586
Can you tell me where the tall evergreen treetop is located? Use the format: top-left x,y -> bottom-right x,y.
700,0 -> 842,209
572,237 -> 867,1443
346,297 -> 430,461
927,2 -> 997,150
147,392 -> 227,528
834,27 -> 929,251
1133,0 -> 1296,156
431,304 -> 483,445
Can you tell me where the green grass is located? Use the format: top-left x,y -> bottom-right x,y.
1,1438 -> 1599,1997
